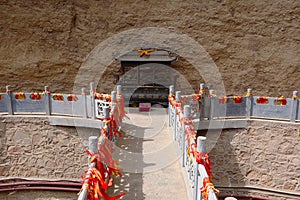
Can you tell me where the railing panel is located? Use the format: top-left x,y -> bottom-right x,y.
12,93 -> 46,113
95,100 -> 110,119
252,97 -> 292,120
204,96 -> 211,119
185,137 -> 196,190
0,93 -> 8,113
86,95 -> 92,118
297,99 -> 300,121
51,94 -> 85,116
212,97 -> 247,118
170,106 -> 175,128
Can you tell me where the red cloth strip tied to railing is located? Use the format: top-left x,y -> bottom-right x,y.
181,117 -> 196,154
15,92 -> 26,100
101,117 -> 122,140
80,147 -> 125,200
117,94 -> 129,122
191,143 -> 213,179
233,95 -> 243,104
200,177 -> 219,200
256,96 -> 269,104
30,92 -> 43,100
53,94 -> 64,101
0,94 -> 2,101
219,96 -> 229,104
95,93 -> 111,102
168,94 -> 176,108
274,96 -> 287,106
67,94 -> 78,102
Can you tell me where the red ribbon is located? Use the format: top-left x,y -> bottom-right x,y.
81,149 -> 125,200
67,94 -> 78,101
275,96 -> 287,106
117,94 -> 129,121
200,177 -> 219,200
219,96 -> 229,104
30,92 -> 42,100
94,93 -> 111,102
191,144 -> 213,179
257,96 -> 269,104
233,95 -> 243,104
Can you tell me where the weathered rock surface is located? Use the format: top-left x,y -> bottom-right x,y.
0,0 -> 299,96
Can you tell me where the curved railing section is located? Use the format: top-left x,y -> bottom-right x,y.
169,91 -> 218,200
78,89 -> 127,200
172,84 -> 299,128
0,83 -> 127,199
0,83 -> 123,128
168,83 -> 299,200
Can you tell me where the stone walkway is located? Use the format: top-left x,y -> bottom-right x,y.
111,107 -> 188,200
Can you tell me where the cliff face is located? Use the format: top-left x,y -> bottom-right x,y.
0,0 -> 299,96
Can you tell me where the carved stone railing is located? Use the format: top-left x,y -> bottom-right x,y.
169,89 -> 218,200
0,83 -> 125,129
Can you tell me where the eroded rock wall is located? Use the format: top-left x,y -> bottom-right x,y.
0,0 -> 299,96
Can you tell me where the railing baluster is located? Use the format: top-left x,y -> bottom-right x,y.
199,83 -> 205,121
90,82 -> 96,119
246,88 -> 253,119
81,88 -> 88,118
209,90 -> 215,120
6,85 -> 14,115
182,105 -> 190,167
174,91 -> 181,141
169,85 -> 174,127
290,91 -> 298,122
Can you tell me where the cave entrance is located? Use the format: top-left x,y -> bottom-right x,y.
115,47 -> 179,107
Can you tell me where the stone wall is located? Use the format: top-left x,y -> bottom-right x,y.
208,120 -> 300,199
0,116 -> 99,180
1,116 -> 300,199
0,0 -> 299,96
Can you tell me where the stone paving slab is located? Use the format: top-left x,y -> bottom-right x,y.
112,107 -> 188,200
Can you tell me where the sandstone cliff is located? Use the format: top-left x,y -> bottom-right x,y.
0,0 -> 299,96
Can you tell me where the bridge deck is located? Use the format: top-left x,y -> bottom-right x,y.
110,107 -> 188,200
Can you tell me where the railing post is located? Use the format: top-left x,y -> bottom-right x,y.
111,91 -> 117,140
174,91 -> 181,141
44,86 -> 52,116
169,85 -> 174,127
117,85 -> 122,96
44,86 -> 52,115
290,91 -> 299,122
199,83 -> 205,121
209,90 -> 215,120
81,88 -> 88,118
103,106 -> 111,139
90,82 -> 96,119
111,91 -> 117,104
246,88 -> 253,119
103,106 -> 110,119
182,105 -> 190,167
88,136 -> 98,165
194,136 -> 206,200
116,85 -> 123,125
78,136 -> 98,200
6,85 -> 14,115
